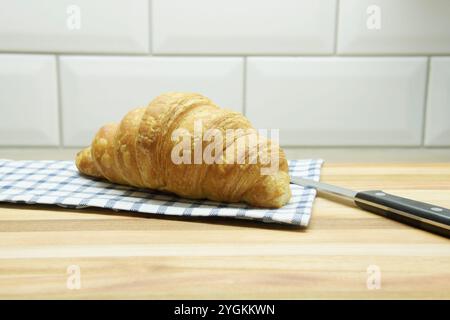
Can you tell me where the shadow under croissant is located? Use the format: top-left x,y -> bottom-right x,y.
77,172 -> 266,209
0,203 -> 306,233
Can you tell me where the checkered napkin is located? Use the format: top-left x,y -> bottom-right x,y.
0,159 -> 323,226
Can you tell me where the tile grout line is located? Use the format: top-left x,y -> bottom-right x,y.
0,50 -> 448,58
55,55 -> 64,148
421,57 -> 431,147
148,0 -> 153,55
2,145 -> 450,150
333,0 -> 340,54
242,57 -> 247,116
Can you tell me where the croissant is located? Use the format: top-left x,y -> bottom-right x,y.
76,92 -> 291,208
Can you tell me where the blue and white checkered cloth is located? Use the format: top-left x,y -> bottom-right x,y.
0,159 -> 323,226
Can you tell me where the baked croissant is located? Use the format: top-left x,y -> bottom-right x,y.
76,92 -> 291,208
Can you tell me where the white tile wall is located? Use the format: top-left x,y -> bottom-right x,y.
60,56 -> 243,146
153,0 -> 336,54
246,58 -> 427,146
425,58 -> 450,146
0,0 -> 149,53
0,0 -> 448,152
338,0 -> 450,54
0,54 -> 59,146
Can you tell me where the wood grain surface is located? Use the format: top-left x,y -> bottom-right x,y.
0,163 -> 449,299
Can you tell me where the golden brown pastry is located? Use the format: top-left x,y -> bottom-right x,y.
76,92 -> 291,208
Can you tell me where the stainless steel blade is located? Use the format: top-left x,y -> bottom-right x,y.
290,177 -> 357,200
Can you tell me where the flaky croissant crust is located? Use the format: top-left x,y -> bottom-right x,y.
76,92 -> 291,208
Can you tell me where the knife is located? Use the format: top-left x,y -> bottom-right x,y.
290,177 -> 450,238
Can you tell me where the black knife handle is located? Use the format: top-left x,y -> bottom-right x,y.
355,190 -> 450,238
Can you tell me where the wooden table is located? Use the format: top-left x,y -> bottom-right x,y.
0,163 -> 449,299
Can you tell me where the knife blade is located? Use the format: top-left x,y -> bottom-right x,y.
290,177 -> 450,238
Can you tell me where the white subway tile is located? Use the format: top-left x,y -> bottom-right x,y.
60,56 -> 243,146
338,0 -> 450,54
153,0 -> 336,54
425,58 -> 450,146
246,57 -> 427,146
0,54 -> 59,146
0,0 -> 149,54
